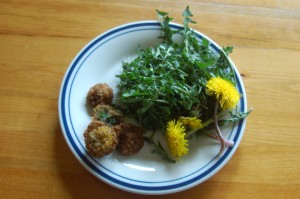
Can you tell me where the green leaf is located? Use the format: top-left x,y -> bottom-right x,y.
223,46 -> 234,56
144,135 -> 176,163
156,9 -> 168,17
222,108 -> 253,124
182,6 -> 193,17
202,37 -> 209,48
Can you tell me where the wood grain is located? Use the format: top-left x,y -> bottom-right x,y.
0,0 -> 299,198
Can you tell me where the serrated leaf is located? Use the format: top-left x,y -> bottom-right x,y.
156,9 -> 168,17
223,46 -> 234,56
182,6 -> 193,17
222,108 -> 253,124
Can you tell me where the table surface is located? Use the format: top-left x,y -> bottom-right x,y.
1,0 -> 299,198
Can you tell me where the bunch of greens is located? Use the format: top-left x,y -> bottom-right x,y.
116,7 -> 251,162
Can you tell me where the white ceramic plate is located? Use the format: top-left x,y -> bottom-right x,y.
58,21 -> 247,195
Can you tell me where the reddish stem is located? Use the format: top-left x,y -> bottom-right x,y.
213,102 -> 229,156
208,131 -> 234,148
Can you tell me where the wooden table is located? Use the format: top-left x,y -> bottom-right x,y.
1,0 -> 299,198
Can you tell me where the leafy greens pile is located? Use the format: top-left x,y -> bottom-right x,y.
117,7 -> 235,129
116,7 -> 251,162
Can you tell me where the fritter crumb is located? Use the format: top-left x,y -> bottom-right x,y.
114,123 -> 144,156
84,121 -> 118,158
87,83 -> 113,107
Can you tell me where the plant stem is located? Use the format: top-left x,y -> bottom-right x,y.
213,102 -> 226,156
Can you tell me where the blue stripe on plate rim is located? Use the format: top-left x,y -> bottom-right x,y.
58,21 -> 247,194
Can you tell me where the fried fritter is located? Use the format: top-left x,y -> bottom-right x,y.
84,121 -> 118,158
114,123 -> 144,156
87,83 -> 113,107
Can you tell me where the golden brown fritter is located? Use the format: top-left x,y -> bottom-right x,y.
87,83 -> 113,107
84,121 -> 118,158
114,123 -> 144,156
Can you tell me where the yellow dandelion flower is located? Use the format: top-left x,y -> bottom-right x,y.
206,77 -> 240,110
166,120 -> 189,159
179,116 -> 203,130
